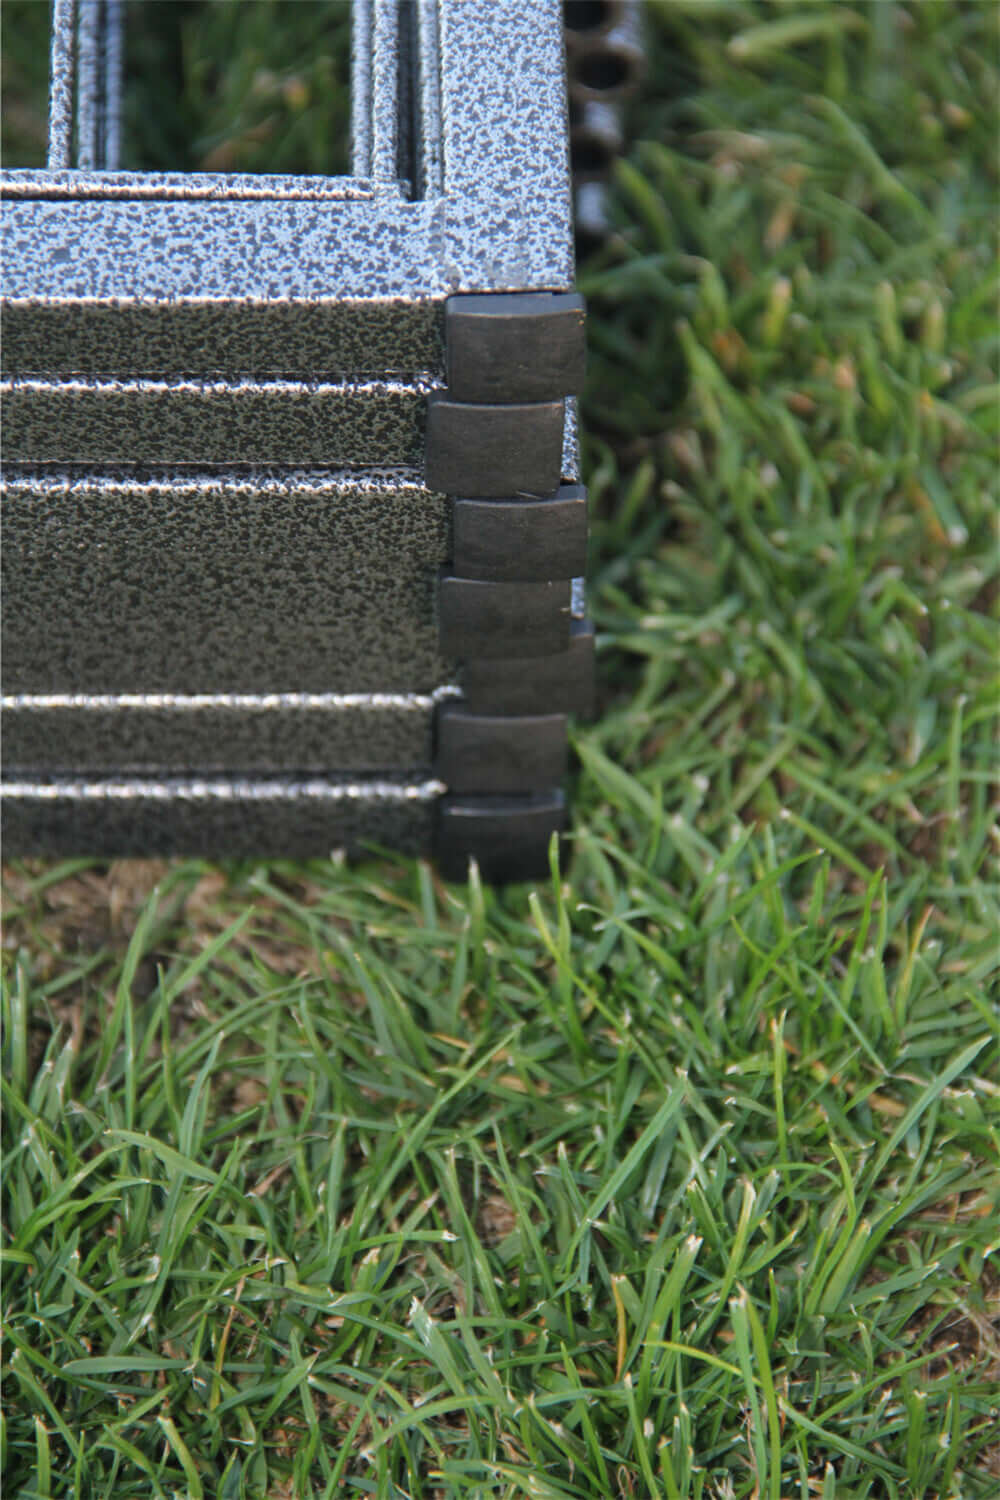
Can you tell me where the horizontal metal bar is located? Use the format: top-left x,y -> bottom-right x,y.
0,464 -> 441,499
2,777 -> 445,803
1,169 -> 381,201
3,687 -> 463,778
3,689 -> 460,713
3,375 -> 432,396
0,296 -> 444,383
2,778 -> 443,857
2,376 -> 439,464
2,468 -> 454,695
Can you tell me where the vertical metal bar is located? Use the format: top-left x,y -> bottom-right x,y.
370,0 -> 399,184
351,0 -> 373,176
74,0 -> 101,169
47,0 -> 76,169
415,0 -> 443,197
102,0 -> 124,170
395,0 -> 414,192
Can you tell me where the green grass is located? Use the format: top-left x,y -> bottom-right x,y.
2,1 -> 999,1496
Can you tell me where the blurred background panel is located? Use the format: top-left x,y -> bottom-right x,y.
1,0 -> 52,166
0,0 -> 352,174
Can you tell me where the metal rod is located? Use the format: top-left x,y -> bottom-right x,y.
415,0 -> 443,197
46,0 -> 125,170
351,0 -> 373,176
74,0 -> 101,169
47,0 -> 76,169
371,0 -> 400,183
102,0 -> 124,170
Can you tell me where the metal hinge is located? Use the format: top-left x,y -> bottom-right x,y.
431,292 -> 594,881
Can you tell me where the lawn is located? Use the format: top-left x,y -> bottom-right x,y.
2,2 -> 999,1496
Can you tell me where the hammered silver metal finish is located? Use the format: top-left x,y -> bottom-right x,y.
3,690 -> 458,776
563,397 -> 581,483
0,175 -> 443,380
436,0 -> 574,290
2,376 -> 439,465
414,0 -> 444,197
351,0 -> 374,176
47,0 -> 124,172
2,0 -> 584,858
0,279 -> 443,386
74,0 -> 101,169
3,1 -> 573,383
47,0 -> 76,170
101,1 -> 123,171
2,468 -> 456,694
371,0 -> 404,185
1,777 -> 443,857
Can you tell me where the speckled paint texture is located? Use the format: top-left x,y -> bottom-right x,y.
0,0 -> 581,856
0,2 -> 574,380
0,296 -> 446,381
1,778 -> 440,857
2,469 -> 456,695
2,690 -> 460,776
2,377 -> 439,465
436,0 -> 574,290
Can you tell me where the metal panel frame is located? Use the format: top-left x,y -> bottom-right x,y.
1,0 -> 591,878
2,0 -> 574,375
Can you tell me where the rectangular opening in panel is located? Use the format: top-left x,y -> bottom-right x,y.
0,0 -> 354,177
123,0 -> 352,176
1,0 -> 51,167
